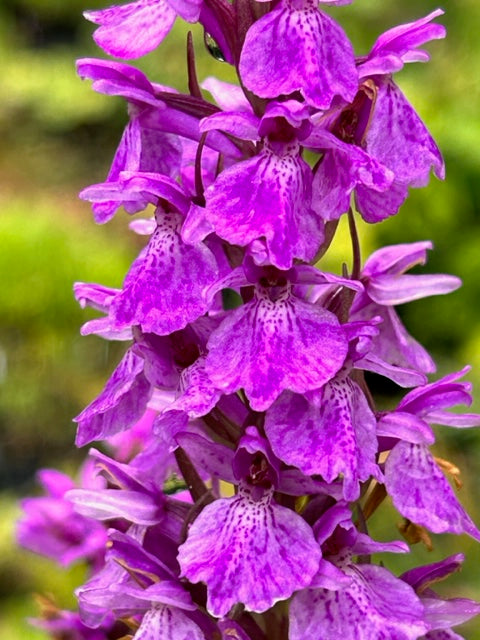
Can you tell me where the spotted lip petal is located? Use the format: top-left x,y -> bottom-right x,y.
290,563 -> 427,640
203,143 -> 322,270
265,379 -> 380,501
239,0 -> 357,110
205,285 -> 348,411
177,485 -> 321,617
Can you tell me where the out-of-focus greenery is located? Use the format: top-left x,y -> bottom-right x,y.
1,0 -> 480,638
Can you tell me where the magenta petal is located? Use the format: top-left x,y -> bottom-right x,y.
362,241 -> 432,277
367,274 -> 461,306
385,442 -> 480,541
74,349 -> 151,446
204,145 -> 321,269
265,380 -> 379,500
134,605 -> 205,640
170,356 -> 222,417
365,79 -> 444,186
396,367 -> 479,426
205,288 -> 348,411
67,488 -> 164,525
377,411 -> 435,445
110,212 -> 218,335
176,432 -> 235,483
354,179 -> 408,222
177,486 -> 321,616
201,78 -> 251,113
362,9 -> 446,77
355,352 -> 427,388
290,564 -> 427,640
85,0 -> 177,59
353,303 -> 436,375
200,111 -> 260,141
239,1 -> 357,109
421,597 -> 480,632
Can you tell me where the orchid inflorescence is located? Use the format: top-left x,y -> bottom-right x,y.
18,1 -> 480,638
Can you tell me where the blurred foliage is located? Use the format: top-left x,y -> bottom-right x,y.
1,0 -> 480,638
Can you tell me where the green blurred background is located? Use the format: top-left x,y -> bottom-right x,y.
1,0 -> 479,637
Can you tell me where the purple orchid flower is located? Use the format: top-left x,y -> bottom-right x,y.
177,427 -> 322,616
378,368 -> 480,540
18,466 -> 107,569
290,502 -> 428,639
351,241 -> 461,375
401,554 -> 480,639
312,10 -> 445,223
196,100 -> 325,269
203,260 -> 362,411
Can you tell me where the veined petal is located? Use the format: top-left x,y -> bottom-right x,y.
74,349 -> 151,446
290,564 -> 427,640
239,0 -> 357,109
205,287 -> 348,411
85,0 -> 178,59
265,380 -> 379,501
367,274 -> 461,305
385,442 -> 480,541
110,212 -> 218,335
204,145 -> 321,269
133,604 -> 205,640
177,486 -> 321,617
363,78 -> 444,186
